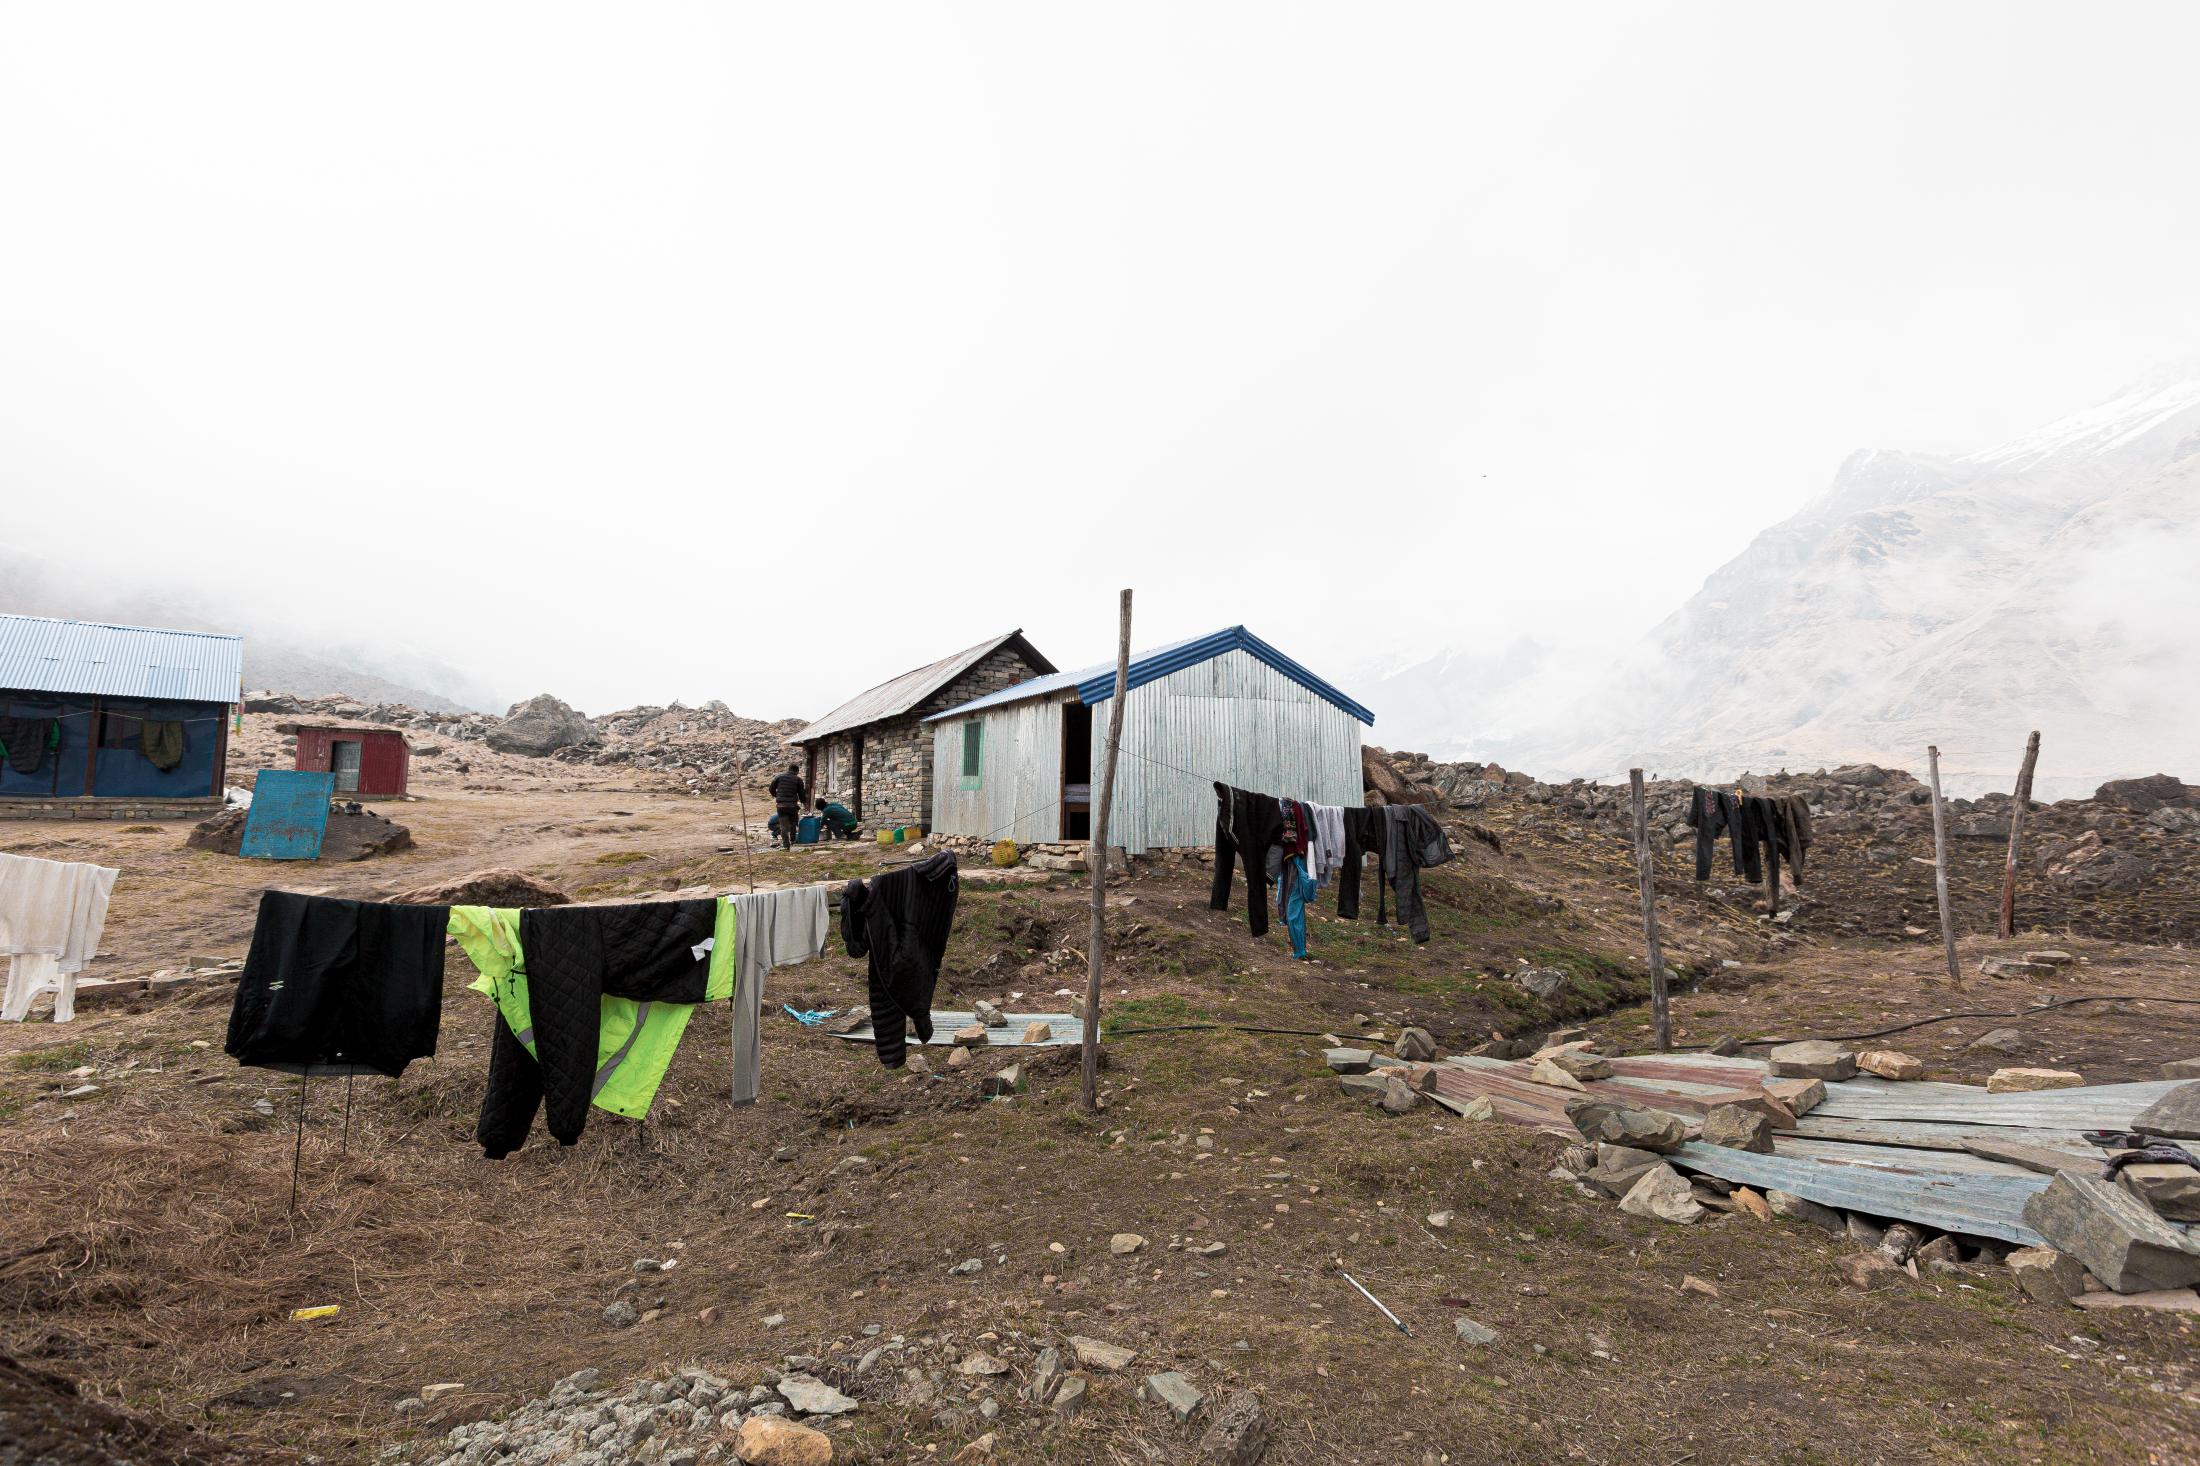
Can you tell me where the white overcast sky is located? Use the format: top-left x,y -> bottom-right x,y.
4,3 -> 2199,719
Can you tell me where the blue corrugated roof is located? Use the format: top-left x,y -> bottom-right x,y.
0,615 -> 243,705
923,625 -> 1374,726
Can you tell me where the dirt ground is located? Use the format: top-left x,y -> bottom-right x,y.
2,724 -> 2197,1464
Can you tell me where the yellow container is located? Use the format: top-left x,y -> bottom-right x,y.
290,1305 -> 341,1322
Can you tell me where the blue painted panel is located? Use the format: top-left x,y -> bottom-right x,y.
240,771 -> 336,860
90,699 -> 222,797
0,694 -> 89,798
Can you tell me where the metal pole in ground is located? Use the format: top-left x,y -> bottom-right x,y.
735,783 -> 758,894
1927,745 -> 1963,989
1998,730 -> 2041,939
288,1070 -> 310,1213
1629,768 -> 1671,1051
1081,588 -> 1132,1114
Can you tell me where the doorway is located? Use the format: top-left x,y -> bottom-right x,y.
330,739 -> 362,794
1060,702 -> 1092,840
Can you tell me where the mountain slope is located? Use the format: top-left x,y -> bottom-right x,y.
1423,371 -> 2200,797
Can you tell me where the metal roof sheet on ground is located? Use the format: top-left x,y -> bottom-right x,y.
832,1012 -> 1080,1047
1792,1114 -> 2100,1155
924,625 -> 1375,726
1812,1076 -> 2186,1130
0,614 -> 243,704
1669,1140 -> 2051,1246
788,631 -> 1054,745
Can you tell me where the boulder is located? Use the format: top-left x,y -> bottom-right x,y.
2022,1173 -> 2200,1293
2006,1246 -> 2087,1306
2117,1163 -> 2200,1223
1980,957 -> 2055,979
1916,1235 -> 1967,1273
735,1416 -> 834,1466
2092,773 -> 2195,813
1762,1078 -> 1826,1116
1543,1050 -> 1614,1082
2023,950 -> 2075,968
1530,1057 -> 1588,1091
1518,967 -> 1569,1000
1965,1028 -> 2024,1055
983,1065 -> 1023,1098
1109,1234 -> 1147,1257
1730,1187 -> 1773,1221
1020,1021 -> 1054,1045
1395,1027 -> 1438,1062
973,1000 -> 1007,1028
1837,1254 -> 1904,1290
1143,1371 -> 1206,1424
485,694 -> 600,756
1767,1190 -> 1843,1233
1581,1144 -> 1664,1199
1700,1103 -> 1775,1154
1855,1049 -> 1923,1081
1197,1392 -> 1269,1465
952,1025 -> 989,1048
1453,1317 -> 1499,1346
1565,1097 -> 1688,1154
1877,1223 -> 1923,1265
1986,1068 -> 2084,1093
1618,1163 -> 1706,1224
1766,1040 -> 1856,1081
775,1374 -> 857,1416
1069,1336 -> 1136,1372
2133,1083 -> 2200,1140
1377,1077 -> 1421,1115
1324,1048 -> 1375,1075
2159,1058 -> 2200,1082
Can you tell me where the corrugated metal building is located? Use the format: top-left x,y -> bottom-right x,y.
293,724 -> 410,798
786,631 -> 1055,834
0,614 -> 241,817
924,626 -> 1373,854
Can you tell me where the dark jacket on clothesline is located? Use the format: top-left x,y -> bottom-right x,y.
226,891 -> 447,1079
1383,803 -> 1453,944
1335,804 -> 1389,924
841,851 -> 959,1070
477,898 -> 719,1156
1209,783 -> 1283,938
0,716 -> 57,776
1684,787 -> 1744,882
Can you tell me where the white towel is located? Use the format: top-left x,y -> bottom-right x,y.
0,852 -> 118,1022
727,885 -> 831,1104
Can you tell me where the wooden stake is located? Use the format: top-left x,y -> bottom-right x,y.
1998,730 -> 2040,939
1081,589 -> 1132,1113
1628,769 -> 1671,1051
1927,745 -> 1962,988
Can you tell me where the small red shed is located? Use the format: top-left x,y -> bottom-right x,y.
292,725 -> 410,798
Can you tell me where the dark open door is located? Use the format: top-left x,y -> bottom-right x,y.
1060,702 -> 1092,840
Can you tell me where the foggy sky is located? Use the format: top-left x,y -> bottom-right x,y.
5,3 -> 2199,723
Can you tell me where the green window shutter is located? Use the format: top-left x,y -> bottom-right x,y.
959,720 -> 983,789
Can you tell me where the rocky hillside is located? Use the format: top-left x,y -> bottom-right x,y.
242,690 -> 802,794
1366,745 -> 2200,944
1382,369 -> 2200,800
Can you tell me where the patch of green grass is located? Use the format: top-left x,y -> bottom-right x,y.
594,851 -> 649,865
1103,993 -> 1204,1034
9,1041 -> 92,1072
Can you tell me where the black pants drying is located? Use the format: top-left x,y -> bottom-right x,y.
841,851 -> 959,1069
476,898 -> 718,1157
1335,804 -> 1388,923
1209,783 -> 1283,937
226,891 -> 448,1078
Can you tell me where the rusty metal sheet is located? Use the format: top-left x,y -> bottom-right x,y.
1773,1136 -> 2046,1179
1670,1140 -> 2051,1245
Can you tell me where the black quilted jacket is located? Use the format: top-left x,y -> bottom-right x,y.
226,891 -> 447,1078
477,898 -> 717,1156
839,851 -> 958,1069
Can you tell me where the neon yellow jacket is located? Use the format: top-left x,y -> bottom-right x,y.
449,904 -> 739,1121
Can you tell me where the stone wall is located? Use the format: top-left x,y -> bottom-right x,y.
818,643 -> 1055,835
0,796 -> 223,822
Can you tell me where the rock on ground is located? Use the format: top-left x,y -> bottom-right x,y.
2023,1172 -> 2200,1293
2118,1163 -> 2200,1222
1987,1068 -> 2084,1093
1766,1040 -> 1857,1081
736,1415 -> 834,1465
393,868 -> 571,907
186,806 -> 413,863
1855,1049 -> 1923,1080
1700,1103 -> 1775,1153
1767,1190 -> 1844,1232
485,694 -> 602,756
1197,1391 -> 1269,1464
1618,1163 -> 1706,1224
2007,1246 -> 2088,1306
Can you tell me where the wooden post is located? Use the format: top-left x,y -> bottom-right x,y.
1080,589 -> 1132,1113
1998,730 -> 2040,939
1628,769 -> 1672,1051
1926,745 -> 1962,988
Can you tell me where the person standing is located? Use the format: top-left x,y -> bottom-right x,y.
768,762 -> 808,851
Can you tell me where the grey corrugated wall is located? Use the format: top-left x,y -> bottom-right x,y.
1101,648 -> 1364,853
929,696 -> 1065,843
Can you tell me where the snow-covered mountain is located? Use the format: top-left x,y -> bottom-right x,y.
1381,369 -> 2200,798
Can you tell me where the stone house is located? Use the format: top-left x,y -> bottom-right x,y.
787,631 -> 1054,834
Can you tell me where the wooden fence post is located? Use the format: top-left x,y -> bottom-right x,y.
1927,745 -> 1962,988
1629,768 -> 1671,1051
1998,730 -> 2041,939
1081,589 -> 1132,1113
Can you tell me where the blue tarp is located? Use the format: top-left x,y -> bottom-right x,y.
239,771 -> 336,860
